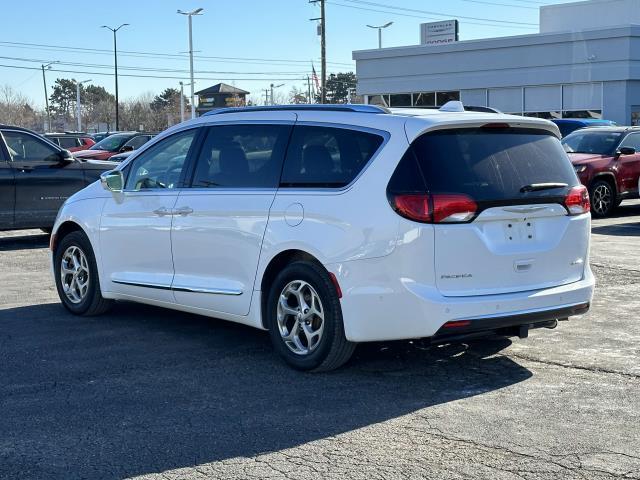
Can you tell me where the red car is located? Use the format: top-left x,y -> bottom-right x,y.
44,133 -> 95,152
73,132 -> 154,161
562,127 -> 640,217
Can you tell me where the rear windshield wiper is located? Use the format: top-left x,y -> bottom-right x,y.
520,182 -> 568,193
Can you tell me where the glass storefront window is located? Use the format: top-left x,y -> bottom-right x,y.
523,111 -> 562,119
414,92 -> 436,107
389,94 -> 412,107
436,91 -> 460,106
562,110 -> 602,119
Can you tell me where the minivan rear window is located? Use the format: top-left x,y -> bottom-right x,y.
404,127 -> 578,203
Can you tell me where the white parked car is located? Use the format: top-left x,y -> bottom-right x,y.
50,103 -> 595,371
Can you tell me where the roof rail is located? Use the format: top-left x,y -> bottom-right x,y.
202,104 -> 390,116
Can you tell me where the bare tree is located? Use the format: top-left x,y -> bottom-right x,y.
0,85 -> 44,130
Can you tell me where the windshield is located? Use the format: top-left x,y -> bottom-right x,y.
90,134 -> 133,152
561,131 -> 622,155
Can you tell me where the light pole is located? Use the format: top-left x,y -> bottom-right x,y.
366,22 -> 393,49
41,61 -> 58,132
177,8 -> 203,119
76,79 -> 92,132
270,83 -> 285,105
101,24 -> 129,131
179,81 -> 185,122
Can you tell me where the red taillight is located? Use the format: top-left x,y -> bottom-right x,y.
564,185 -> 590,215
391,193 -> 478,224
392,194 -> 431,222
432,194 -> 478,223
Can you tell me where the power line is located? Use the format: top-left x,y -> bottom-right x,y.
327,1 -> 537,29
340,0 -> 538,25
327,0 -> 538,30
0,40 -> 354,68
456,0 -> 537,9
0,55 -> 312,76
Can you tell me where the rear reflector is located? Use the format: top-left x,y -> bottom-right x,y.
442,320 -> 472,328
390,193 -> 477,224
328,272 -> 343,299
564,185 -> 590,215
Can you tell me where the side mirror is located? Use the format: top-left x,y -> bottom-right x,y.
100,170 -> 124,193
119,145 -> 134,153
617,146 -> 636,156
60,149 -> 74,162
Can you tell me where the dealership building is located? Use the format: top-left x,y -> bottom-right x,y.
353,0 -> 640,125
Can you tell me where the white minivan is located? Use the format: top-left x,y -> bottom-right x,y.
50,103 -> 594,371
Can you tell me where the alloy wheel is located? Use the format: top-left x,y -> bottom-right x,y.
60,246 -> 90,304
276,280 -> 325,356
592,183 -> 613,216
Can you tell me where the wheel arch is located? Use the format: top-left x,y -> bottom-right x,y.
590,172 -> 619,197
51,220 -> 88,253
259,249 -> 326,329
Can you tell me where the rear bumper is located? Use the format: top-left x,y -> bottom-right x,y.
333,258 -> 595,343
431,302 -> 589,344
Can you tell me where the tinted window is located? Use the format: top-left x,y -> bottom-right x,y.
557,123 -> 579,138
192,124 -> 291,188
125,130 -> 196,191
281,126 -> 383,188
91,133 -> 134,152
2,131 -> 59,162
124,135 -> 151,150
58,137 -> 79,149
408,128 -> 578,202
562,131 -> 622,155
620,133 -> 640,151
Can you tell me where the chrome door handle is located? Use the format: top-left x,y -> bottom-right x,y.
174,206 -> 193,216
153,207 -> 170,216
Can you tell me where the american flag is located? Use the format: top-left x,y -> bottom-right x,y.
312,64 -> 321,94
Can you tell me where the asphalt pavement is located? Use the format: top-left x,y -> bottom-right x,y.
0,203 -> 639,480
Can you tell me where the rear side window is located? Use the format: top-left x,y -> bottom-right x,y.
191,124 -> 292,188
281,126 -> 384,188
58,137 -> 79,149
400,127 -> 578,203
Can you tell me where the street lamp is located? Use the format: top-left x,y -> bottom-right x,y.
41,61 -> 59,132
178,81 -> 191,122
76,79 -> 92,132
177,8 -> 204,119
270,83 -> 285,105
366,22 -> 393,49
101,24 -> 129,131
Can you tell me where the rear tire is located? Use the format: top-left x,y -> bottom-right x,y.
54,231 -> 113,316
266,261 -> 355,372
589,179 -> 616,217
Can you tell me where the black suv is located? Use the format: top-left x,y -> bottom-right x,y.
0,125 -> 115,231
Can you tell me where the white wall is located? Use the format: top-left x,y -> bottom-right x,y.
541,0 -> 640,33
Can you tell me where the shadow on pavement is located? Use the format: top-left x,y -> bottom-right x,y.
0,302 -> 530,480
592,222 -> 640,236
0,233 -> 49,251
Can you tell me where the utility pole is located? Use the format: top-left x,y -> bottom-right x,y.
270,83 -> 284,106
41,61 -> 57,132
307,75 -> 312,104
101,24 -> 129,131
178,8 -> 204,119
76,79 -> 92,132
309,0 -> 327,103
263,89 -> 270,106
320,0 -> 326,104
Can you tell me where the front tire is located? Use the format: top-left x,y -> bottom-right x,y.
266,261 -> 355,372
589,179 -> 616,217
54,230 -> 112,316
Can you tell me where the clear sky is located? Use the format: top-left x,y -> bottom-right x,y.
1,0 -> 576,107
